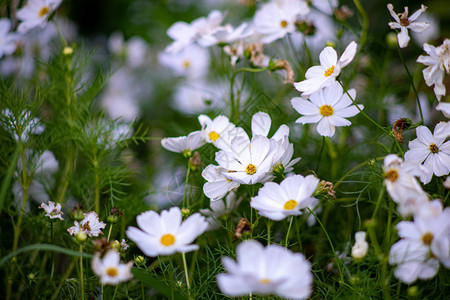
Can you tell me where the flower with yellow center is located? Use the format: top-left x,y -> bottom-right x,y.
91,250 -> 133,285
324,65 -> 335,77
385,169 -> 399,182
208,131 -> 220,142
38,6 -> 49,17
126,207 -> 209,257
319,105 -> 334,117
17,0 -> 64,33
198,114 -> 235,145
251,174 -> 319,221
246,164 -> 257,175
280,20 -> 288,28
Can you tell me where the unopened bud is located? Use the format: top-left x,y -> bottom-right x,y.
76,231 -> 88,242
135,255 -> 145,265
111,240 -> 121,249
181,208 -> 191,217
386,32 -> 398,49
325,41 -> 336,48
63,47 -> 73,56
407,286 -> 419,297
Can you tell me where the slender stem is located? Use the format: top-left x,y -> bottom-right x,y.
79,245 -> 85,300
266,220 -> 272,245
397,45 -> 423,125
50,222 -> 55,281
285,217 -> 294,248
107,224 -> 113,242
51,259 -> 76,299
334,157 -> 384,189
307,208 -> 345,284
353,0 -> 369,48
94,152 -> 100,214
316,136 -> 326,171
371,184 -> 386,220
183,160 -> 191,209
112,284 -> 119,300
181,252 -> 192,299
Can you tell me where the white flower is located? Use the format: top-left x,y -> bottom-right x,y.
158,44 -> 210,79
270,136 -> 301,174
68,212 -> 106,238
198,114 -> 236,145
161,131 -> 206,157
217,240 -> 312,299
387,4 -> 429,48
0,19 -> 19,58
91,250 -> 133,285
383,154 -> 430,216
253,0 -> 309,44
126,207 -> 208,257
17,0 -> 63,33
39,201 -> 63,220
215,135 -> 276,185
200,22 -> 252,47
444,176 -> 450,189
202,165 -> 240,201
417,42 -> 447,100
294,41 -> 357,96
200,192 -> 241,230
351,231 -> 369,259
404,123 -> 450,182
291,81 -> 363,137
250,174 -> 319,221
389,205 -> 450,283
436,101 -> 450,118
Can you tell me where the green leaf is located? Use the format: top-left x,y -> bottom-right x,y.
0,243 -> 93,268
131,267 -> 184,300
0,145 -> 20,214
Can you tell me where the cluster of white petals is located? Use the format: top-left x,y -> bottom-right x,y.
217,240 -> 312,299
387,4 -> 429,48
39,201 -> 64,220
91,250 -> 133,285
17,0 -> 62,33
161,131 -> 206,157
68,212 -> 106,238
126,207 -> 208,257
0,19 -> 19,58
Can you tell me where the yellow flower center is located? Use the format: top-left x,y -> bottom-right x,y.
183,60 -> 190,68
429,143 -> 438,154
319,105 -> 334,117
324,65 -> 335,77
259,278 -> 270,284
208,131 -> 220,142
160,234 -> 176,246
246,164 -> 257,175
39,6 -> 50,17
280,20 -> 288,28
421,232 -> 433,246
283,199 -> 298,210
385,169 -> 399,182
106,267 -> 119,277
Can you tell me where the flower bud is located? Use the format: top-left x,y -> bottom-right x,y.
63,47 -> 73,56
76,231 -> 88,243
386,32 -> 398,49
407,286 -> 419,297
181,208 -> 191,217
72,204 -> 84,221
351,231 -> 369,260
135,255 -> 145,265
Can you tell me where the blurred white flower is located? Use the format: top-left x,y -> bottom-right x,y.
405,123 -> 450,182
292,81 -> 363,137
387,4 -> 429,48
294,41 -> 357,96
412,13 -> 439,46
0,19 -> 19,58
200,22 -> 252,47
444,176 -> 450,189
436,102 -> 450,118
351,231 -> 369,259
159,44 -> 210,79
17,0 -> 62,33
126,206 -> 208,256
202,164 -> 240,201
250,174 -> 319,221
91,250 -> 133,285
217,240 -> 312,299
200,192 -> 241,230
39,201 -> 63,220
68,211 -> 106,238
161,131 -> 206,157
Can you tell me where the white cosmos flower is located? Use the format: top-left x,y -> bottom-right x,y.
294,41 -> 357,96
217,240 -> 312,299
0,19 -> 19,58
198,114 -> 236,145
68,212 -> 106,238
404,123 -> 450,182
158,44 -> 210,79
216,135 -> 276,185
270,136 -> 301,175
291,81 -> 363,137
39,201 -> 63,220
351,231 -> 369,260
417,42 -> 447,100
387,4 -> 429,49
200,22 -> 252,47
161,131 -> 206,157
126,207 -> 208,257
383,154 -> 430,216
253,0 -> 309,44
17,0 -> 62,33
250,174 -> 319,221
389,205 -> 450,283
200,192 -> 241,230
91,250 -> 133,285
202,164 -> 240,201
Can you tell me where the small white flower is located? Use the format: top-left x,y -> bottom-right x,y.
217,240 -> 312,299
417,42 -> 448,100
200,192 -> 241,230
404,123 -> 450,182
294,41 -> 357,96
91,250 -> 133,285
202,165 -> 240,201
198,114 -> 236,145
0,19 -> 19,58
200,22 -> 252,47
158,44 -> 210,79
161,131 -> 206,157
126,207 -> 208,257
39,201 -> 63,220
387,4 -> 429,48
17,0 -> 63,33
292,81 -> 363,137
351,231 -> 369,259
250,174 -> 319,221
68,212 -> 106,238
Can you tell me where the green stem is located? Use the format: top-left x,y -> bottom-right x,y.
181,252 -> 192,299
371,184 -> 386,220
353,0 -> 369,48
334,157 -> 384,189
79,245 -> 85,300
107,224 -> 113,242
50,222 -> 55,281
285,217 -> 294,248
51,259 -> 76,299
94,152 -> 100,214
183,160 -> 191,209
266,220 -> 272,245
112,284 -> 119,300
316,136 -> 326,172
397,45 -> 424,125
